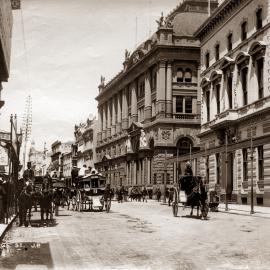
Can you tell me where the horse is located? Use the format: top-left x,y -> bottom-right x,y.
179,175 -> 208,218
18,187 -> 33,227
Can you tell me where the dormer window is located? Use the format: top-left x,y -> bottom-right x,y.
215,44 -> 220,61
184,68 -> 192,83
241,21 -> 247,41
256,8 -> 263,30
177,68 -> 184,82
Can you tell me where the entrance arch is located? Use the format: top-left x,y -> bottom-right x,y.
176,136 -> 194,155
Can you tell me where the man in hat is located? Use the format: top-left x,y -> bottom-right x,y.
23,162 -> 34,185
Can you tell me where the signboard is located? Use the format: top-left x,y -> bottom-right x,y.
0,146 -> 8,166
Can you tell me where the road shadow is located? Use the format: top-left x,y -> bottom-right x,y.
18,219 -> 58,228
181,215 -> 209,221
0,241 -> 54,269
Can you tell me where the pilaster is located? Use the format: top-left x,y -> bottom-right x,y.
122,88 -> 129,130
156,60 -> 166,118
144,71 -> 152,123
131,82 -> 138,122
166,61 -> 172,118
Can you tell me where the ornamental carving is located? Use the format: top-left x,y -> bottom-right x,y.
161,130 -> 171,140
139,129 -> 148,148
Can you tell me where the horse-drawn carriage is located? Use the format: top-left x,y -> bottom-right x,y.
171,175 -> 210,219
75,174 -> 111,212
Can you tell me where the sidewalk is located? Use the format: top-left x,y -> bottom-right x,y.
218,203 -> 270,218
0,214 -> 17,241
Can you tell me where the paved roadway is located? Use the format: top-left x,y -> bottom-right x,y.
0,200 -> 270,270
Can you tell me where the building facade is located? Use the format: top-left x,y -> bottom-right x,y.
73,116 -> 97,173
194,0 -> 270,206
95,0 -> 218,192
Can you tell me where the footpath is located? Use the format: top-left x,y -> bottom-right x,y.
0,215 -> 17,241
217,203 -> 270,218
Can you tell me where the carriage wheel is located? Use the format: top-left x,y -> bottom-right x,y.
105,199 -> 111,213
201,202 -> 209,219
172,188 -> 179,217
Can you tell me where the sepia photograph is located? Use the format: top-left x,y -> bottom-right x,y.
0,0 -> 270,269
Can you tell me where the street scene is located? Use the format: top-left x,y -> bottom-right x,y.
1,0 -> 270,269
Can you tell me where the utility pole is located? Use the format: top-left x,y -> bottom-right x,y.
22,95 -> 32,171
163,149 -> 167,203
250,125 -> 254,214
225,129 -> 229,211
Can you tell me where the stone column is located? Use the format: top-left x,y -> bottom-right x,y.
144,71 -> 152,123
131,82 -> 138,122
156,60 -> 166,118
111,96 -> 116,136
102,104 -> 107,139
122,88 -> 129,130
97,106 -> 102,142
117,93 -> 122,133
166,62 -> 173,118
107,100 -> 111,138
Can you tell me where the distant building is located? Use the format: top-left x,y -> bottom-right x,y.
73,116 -> 97,175
95,0 -> 218,191
195,0 -> 270,205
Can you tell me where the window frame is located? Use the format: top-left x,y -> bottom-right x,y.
215,43 -> 220,61
242,148 -> 248,181
241,21 -> 247,41
258,145 -> 264,180
205,52 -> 210,68
241,67 -> 248,106
227,33 -> 233,51
256,8 -> 263,30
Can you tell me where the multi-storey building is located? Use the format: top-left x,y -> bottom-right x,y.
73,116 -> 97,173
95,0 -> 218,192
194,0 -> 270,206
50,140 -> 73,178
0,0 -> 13,110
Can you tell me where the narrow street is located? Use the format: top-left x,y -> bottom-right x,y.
0,201 -> 270,270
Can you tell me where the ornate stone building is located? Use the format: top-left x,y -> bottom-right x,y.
95,0 -> 218,192
194,0 -> 270,206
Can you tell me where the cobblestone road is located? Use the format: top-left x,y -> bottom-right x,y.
0,200 -> 270,270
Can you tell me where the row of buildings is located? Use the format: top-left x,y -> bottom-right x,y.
93,0 -> 270,206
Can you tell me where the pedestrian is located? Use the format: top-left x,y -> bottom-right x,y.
168,187 -> 174,206
53,188 -> 61,216
142,187 -> 148,203
18,185 -> 33,227
40,188 -> 53,225
156,188 -> 161,202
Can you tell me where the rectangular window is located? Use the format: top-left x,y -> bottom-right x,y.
227,75 -> 233,109
205,52 -> 210,68
185,97 -> 192,113
256,8 -> 263,30
206,91 -> 210,122
241,21 -> 247,41
216,153 -> 220,184
241,67 -> 248,105
257,58 -> 264,99
216,84 -> 220,114
227,33 -> 233,51
206,156 -> 209,183
215,44 -> 220,61
176,96 -> 183,113
243,148 -> 248,181
258,145 -> 264,180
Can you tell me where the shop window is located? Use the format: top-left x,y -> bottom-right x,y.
256,8 -> 263,30
257,58 -> 264,99
185,68 -> 192,83
258,145 -> 264,180
227,33 -> 233,51
242,148 -> 248,181
241,21 -> 247,41
177,68 -> 184,82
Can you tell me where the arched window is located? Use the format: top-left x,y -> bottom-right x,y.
185,68 -> 192,83
177,68 -> 184,82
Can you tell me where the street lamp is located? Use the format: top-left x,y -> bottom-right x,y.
250,125 -> 254,214
163,149 -> 167,203
225,129 -> 228,211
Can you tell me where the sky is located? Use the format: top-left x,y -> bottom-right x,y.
0,0 -> 180,150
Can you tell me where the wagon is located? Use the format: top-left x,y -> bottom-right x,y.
75,174 -> 111,212
171,175 -> 209,219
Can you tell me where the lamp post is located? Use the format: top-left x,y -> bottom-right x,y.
225,129 -> 229,211
250,125 -> 254,214
163,149 -> 167,204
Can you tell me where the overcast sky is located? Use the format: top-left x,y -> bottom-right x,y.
0,0 -> 179,149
